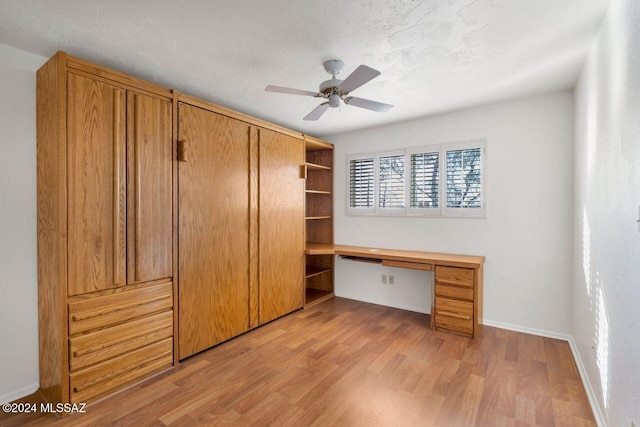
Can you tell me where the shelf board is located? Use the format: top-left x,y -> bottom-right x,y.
305,189 -> 331,195
305,216 -> 332,220
305,288 -> 334,306
305,138 -> 334,151
305,162 -> 331,171
305,243 -> 336,255
305,265 -> 331,279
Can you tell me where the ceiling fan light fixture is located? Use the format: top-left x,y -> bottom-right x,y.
328,94 -> 341,108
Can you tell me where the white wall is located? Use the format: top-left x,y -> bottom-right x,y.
0,44 -> 47,404
573,0 -> 640,425
329,91 -> 575,337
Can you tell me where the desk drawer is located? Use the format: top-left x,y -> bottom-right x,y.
435,297 -> 473,336
435,283 -> 473,301
69,338 -> 173,403
435,266 -> 473,287
68,282 -> 173,335
69,310 -> 173,371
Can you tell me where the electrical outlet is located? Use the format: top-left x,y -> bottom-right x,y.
381,274 -> 388,284
389,275 -> 395,285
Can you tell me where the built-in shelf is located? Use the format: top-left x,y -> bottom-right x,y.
305,242 -> 336,255
305,288 -> 333,306
305,162 -> 331,171
305,265 -> 331,279
304,136 -> 334,308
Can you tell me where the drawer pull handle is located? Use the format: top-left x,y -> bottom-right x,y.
438,310 -> 471,321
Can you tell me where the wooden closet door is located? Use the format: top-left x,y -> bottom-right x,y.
126,92 -> 172,284
178,104 -> 251,359
258,129 -> 305,324
67,72 -> 126,296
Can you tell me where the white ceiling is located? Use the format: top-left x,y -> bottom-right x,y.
0,0 -> 610,138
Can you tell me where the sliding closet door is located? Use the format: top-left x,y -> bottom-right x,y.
258,128 -> 305,324
178,104 -> 251,359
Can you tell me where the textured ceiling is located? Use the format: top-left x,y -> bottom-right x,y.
0,0 -> 610,137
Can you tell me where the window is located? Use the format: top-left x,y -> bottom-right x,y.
445,146 -> 482,211
348,154 -> 375,213
378,153 -> 405,211
347,140 -> 485,217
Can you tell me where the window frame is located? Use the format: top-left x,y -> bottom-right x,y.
442,140 -> 487,218
407,145 -> 442,216
345,139 -> 487,218
376,150 -> 406,216
346,152 -> 376,215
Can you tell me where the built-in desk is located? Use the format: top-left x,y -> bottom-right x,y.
305,243 -> 485,338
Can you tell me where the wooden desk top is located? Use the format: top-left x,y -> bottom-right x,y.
306,243 -> 484,269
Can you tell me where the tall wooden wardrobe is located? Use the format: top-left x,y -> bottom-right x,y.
37,53 -> 175,404
37,52 -> 328,404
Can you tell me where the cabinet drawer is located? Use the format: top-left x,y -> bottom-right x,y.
69,310 -> 173,371
435,266 -> 474,287
435,283 -> 473,301
435,297 -> 473,336
70,338 -> 173,403
69,282 -> 172,335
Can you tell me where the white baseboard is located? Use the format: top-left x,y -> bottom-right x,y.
481,319 -> 572,341
482,319 -> 606,427
568,337 -> 607,427
0,383 -> 38,405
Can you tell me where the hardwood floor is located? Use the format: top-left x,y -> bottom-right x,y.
1,298 -> 595,426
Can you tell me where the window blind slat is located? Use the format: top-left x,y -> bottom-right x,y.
410,151 -> 439,208
349,158 -> 374,208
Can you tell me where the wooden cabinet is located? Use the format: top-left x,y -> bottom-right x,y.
177,104 -> 252,359
258,129 -> 305,324
66,72 -> 127,296
177,97 -> 306,359
127,92 -> 173,284
37,52 -> 175,404
434,265 -> 482,338
304,136 -> 335,306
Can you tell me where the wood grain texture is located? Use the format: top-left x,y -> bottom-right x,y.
176,92 -> 304,140
68,281 -> 173,335
65,53 -> 172,99
5,298 -> 596,427
258,128 -> 305,324
69,310 -> 173,371
332,244 -> 485,269
36,51 -> 68,403
126,91 -> 172,284
66,72 -> 126,296
249,126 -> 260,329
178,104 -> 251,359
69,338 -> 173,403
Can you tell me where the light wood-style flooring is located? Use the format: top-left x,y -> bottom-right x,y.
1,297 -> 595,426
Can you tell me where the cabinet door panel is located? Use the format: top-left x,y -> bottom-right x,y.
178,104 -> 251,359
259,129 -> 304,324
127,92 -> 172,283
67,72 -> 126,296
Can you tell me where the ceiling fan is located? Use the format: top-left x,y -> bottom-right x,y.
265,60 -> 394,121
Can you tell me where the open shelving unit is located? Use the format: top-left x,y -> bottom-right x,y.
304,136 -> 334,306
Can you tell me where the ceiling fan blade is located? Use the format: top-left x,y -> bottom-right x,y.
344,96 -> 393,112
338,65 -> 381,94
265,85 -> 320,97
303,102 -> 330,121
